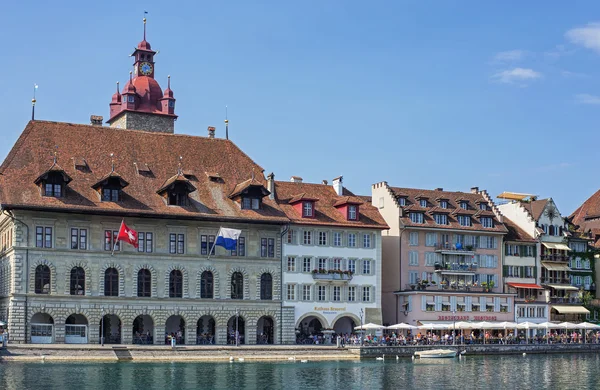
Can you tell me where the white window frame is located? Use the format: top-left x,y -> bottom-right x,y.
362,260 -> 371,275
287,257 -> 296,272
333,232 -> 342,247
409,232 -> 419,246
348,233 -> 356,247
409,212 -> 424,224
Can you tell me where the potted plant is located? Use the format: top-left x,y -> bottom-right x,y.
466,245 -> 473,251
488,281 -> 495,289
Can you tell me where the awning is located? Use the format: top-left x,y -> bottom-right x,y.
552,306 -> 590,314
506,282 -> 544,290
541,262 -> 572,271
546,284 -> 579,291
542,242 -> 571,251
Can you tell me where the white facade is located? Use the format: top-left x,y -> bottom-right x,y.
282,226 -> 382,337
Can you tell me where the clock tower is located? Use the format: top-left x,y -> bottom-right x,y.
107,17 -> 177,133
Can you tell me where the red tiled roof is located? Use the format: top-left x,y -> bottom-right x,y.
389,186 -> 507,233
274,181 -> 388,229
289,193 -> 319,204
228,177 -> 269,198
503,217 -> 536,242
521,199 -> 548,221
0,121 -> 288,223
91,170 -> 129,190
332,196 -> 364,207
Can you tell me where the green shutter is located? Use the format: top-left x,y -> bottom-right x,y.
533,266 -> 537,279
533,245 -> 537,257
503,265 -> 508,277
520,266 -> 525,278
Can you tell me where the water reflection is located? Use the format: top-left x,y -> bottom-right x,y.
1,355 -> 599,390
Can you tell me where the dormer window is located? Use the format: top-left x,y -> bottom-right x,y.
440,200 -> 448,209
34,164 -> 72,199
128,95 -> 135,103
348,205 -> 358,220
157,174 -> 196,207
419,199 -> 427,207
302,201 -> 314,217
92,173 -> 128,203
399,197 -> 406,206
169,100 -> 175,108
460,201 -> 468,210
242,197 -> 261,210
103,188 -> 120,202
479,202 -> 487,210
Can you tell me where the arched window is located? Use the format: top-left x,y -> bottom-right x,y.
231,272 -> 243,299
260,273 -> 273,300
200,271 -> 213,299
70,267 -> 85,295
549,225 -> 555,236
104,268 -> 119,297
137,269 -> 152,297
169,270 -> 183,298
35,265 -> 50,294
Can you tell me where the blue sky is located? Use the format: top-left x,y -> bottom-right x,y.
2,1 -> 600,216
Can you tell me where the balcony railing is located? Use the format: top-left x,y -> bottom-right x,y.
541,254 -> 569,262
434,243 -> 475,255
541,278 -> 572,285
406,283 -> 495,293
549,297 -> 583,304
434,262 -> 478,273
312,271 -> 353,281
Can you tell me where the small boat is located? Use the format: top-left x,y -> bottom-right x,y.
414,349 -> 457,359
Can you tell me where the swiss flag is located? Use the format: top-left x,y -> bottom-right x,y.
117,220 -> 139,248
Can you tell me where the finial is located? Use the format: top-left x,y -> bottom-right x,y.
110,153 -> 115,172
225,106 -> 229,140
178,156 -> 183,175
129,71 -> 133,82
31,84 -> 38,120
168,75 -> 171,89
53,146 -> 58,165
116,81 -> 120,93
143,11 -> 148,40
252,167 -> 255,180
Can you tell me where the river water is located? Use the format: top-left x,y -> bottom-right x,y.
0,354 -> 598,389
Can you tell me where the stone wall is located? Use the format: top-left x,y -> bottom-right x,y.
281,306 -> 296,344
109,111 -> 175,133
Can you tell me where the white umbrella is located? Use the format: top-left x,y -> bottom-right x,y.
453,321 -> 476,329
517,322 -> 540,344
537,321 -> 561,329
386,323 -> 417,330
496,321 -> 518,329
579,322 -> 600,330
557,322 -> 579,329
354,323 -> 385,330
0,320 -> 5,327
417,323 -> 448,330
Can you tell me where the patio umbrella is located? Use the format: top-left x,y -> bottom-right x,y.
354,323 -> 385,330
517,322 -> 540,344
557,322 -> 579,329
386,323 -> 417,330
417,323 -> 448,330
578,322 -> 600,344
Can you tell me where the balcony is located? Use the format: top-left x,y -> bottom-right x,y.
541,278 -> 572,285
312,270 -> 353,282
541,254 -> 569,262
434,243 -> 475,256
434,262 -> 478,274
405,283 -> 496,293
549,296 -> 583,304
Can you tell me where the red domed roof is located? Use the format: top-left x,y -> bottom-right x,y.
120,76 -> 164,113
137,39 -> 152,50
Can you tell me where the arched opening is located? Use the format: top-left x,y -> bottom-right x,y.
31,313 -> 54,343
196,315 -> 216,344
169,270 -> 183,298
332,316 -> 356,336
137,269 -> 152,297
35,265 -> 50,294
297,316 -> 324,344
256,316 -> 274,344
231,272 -> 243,299
65,314 -> 88,344
260,273 -> 273,300
70,267 -> 85,295
104,268 -> 119,296
133,315 -> 154,344
227,315 -> 245,345
165,315 -> 185,344
200,271 -> 214,299
99,314 -> 122,344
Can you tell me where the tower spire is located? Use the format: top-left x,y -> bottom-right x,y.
143,11 -> 148,41
31,83 -> 38,121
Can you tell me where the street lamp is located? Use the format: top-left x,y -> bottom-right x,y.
235,308 -> 239,347
359,308 -> 364,345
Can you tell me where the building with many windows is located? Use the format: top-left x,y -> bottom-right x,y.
0,26 -> 294,345
497,193 -> 589,321
372,183 -> 515,328
273,176 -> 387,342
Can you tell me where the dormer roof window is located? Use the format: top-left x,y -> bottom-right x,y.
333,196 -> 363,221
34,162 -> 72,198
419,199 -> 428,207
157,173 -> 196,206
92,172 -> 129,202
230,178 -> 270,210
479,202 -> 487,210
348,204 -> 358,220
288,193 -> 319,218
398,197 -> 406,206
303,201 -> 314,217
440,200 -> 448,209
460,201 -> 468,210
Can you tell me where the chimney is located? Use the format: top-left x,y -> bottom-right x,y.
267,172 -> 275,199
290,176 -> 303,183
90,115 -> 103,126
435,187 -> 443,191
207,126 -> 216,138
332,176 -> 343,196
322,180 -> 328,185
471,186 -> 479,194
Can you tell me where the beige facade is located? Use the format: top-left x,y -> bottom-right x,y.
0,210 -> 291,345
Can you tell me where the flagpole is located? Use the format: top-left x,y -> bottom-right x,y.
207,227 -> 221,260
111,219 -> 124,256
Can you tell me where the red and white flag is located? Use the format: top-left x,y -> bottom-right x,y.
117,220 -> 138,248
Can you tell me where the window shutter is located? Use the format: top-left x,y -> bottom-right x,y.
407,295 -> 413,312
435,296 -> 442,311
371,286 -> 375,302
422,271 -> 427,281
494,274 -> 498,287
450,296 -> 457,311
503,265 -> 508,276
494,297 -> 500,312
421,295 -> 427,311
533,245 -> 537,257
533,266 -> 537,279
466,296 -> 472,312
479,296 -> 486,312
507,298 -> 512,312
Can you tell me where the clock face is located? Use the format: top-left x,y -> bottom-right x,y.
140,62 -> 153,75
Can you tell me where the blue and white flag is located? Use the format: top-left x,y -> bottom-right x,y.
215,227 -> 242,250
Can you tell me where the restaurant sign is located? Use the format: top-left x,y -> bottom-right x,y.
437,315 -> 497,321
314,306 -> 346,315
